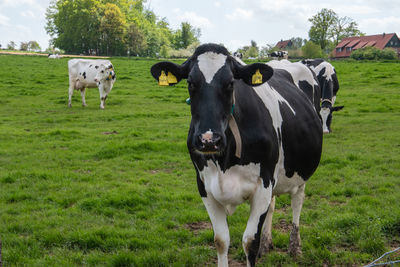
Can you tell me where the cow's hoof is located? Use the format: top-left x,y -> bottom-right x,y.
68,104 -> 72,108
289,224 -> 302,257
82,104 -> 87,107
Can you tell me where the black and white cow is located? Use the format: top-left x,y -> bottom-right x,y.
301,59 -> 343,133
270,50 -> 288,59
151,44 -> 322,266
68,59 -> 116,109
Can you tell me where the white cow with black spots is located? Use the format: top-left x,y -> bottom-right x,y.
68,59 -> 116,109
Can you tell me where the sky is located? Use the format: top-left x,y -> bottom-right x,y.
1,0 -> 400,52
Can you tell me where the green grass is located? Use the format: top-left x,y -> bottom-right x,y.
0,55 -> 399,266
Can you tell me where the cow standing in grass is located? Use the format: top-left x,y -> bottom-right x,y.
151,44 -> 322,266
68,59 -> 116,109
301,59 -> 343,133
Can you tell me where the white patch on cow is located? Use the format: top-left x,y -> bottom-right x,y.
199,160 -> 261,215
252,83 -> 296,184
267,60 -> 318,89
332,95 -> 337,106
320,107 -> 330,133
309,61 -> 335,81
273,172 -> 305,196
197,52 -> 227,84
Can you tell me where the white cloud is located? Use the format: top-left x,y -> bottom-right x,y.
21,10 -> 36,18
175,11 -> 214,29
359,16 -> 400,34
214,1 -> 221,8
0,13 -> 10,26
226,8 -> 253,21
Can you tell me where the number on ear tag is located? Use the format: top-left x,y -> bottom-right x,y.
167,72 -> 177,84
158,71 -> 169,86
252,69 -> 263,85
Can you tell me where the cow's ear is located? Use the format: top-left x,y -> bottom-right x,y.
150,61 -> 187,86
233,62 -> 273,86
332,105 -> 344,112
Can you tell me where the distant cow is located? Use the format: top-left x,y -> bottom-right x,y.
48,54 -> 61,59
301,59 -> 343,133
68,59 -> 116,109
270,50 -> 288,59
151,44 -> 322,266
233,51 -> 243,58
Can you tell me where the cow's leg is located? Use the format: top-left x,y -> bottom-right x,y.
243,181 -> 272,267
68,81 -> 74,107
98,87 -> 105,109
202,196 -> 229,267
258,195 -> 275,257
80,88 -> 87,107
289,183 -> 305,257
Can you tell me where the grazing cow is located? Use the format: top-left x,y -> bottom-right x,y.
68,59 -> 116,109
301,59 -> 344,133
48,54 -> 61,59
270,50 -> 288,59
151,44 -> 322,266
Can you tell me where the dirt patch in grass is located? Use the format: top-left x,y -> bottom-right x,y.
184,221 -> 212,234
275,219 -> 291,233
103,131 -> 118,135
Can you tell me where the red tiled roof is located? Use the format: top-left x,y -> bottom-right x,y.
336,40 -> 351,48
353,41 -> 367,49
334,33 -> 398,57
347,39 -> 360,47
275,40 -> 291,49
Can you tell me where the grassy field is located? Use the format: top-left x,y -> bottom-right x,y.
0,54 -> 399,267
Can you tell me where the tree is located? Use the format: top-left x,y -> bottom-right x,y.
7,41 -> 16,50
290,37 -> 307,49
308,8 -> 337,50
125,23 -> 147,56
99,3 -> 126,56
330,16 -> 363,45
20,42 -> 29,51
301,41 -> 323,58
174,22 -> 200,49
28,41 -> 41,51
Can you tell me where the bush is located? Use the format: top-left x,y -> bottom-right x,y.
301,41 -> 323,58
350,47 -> 397,60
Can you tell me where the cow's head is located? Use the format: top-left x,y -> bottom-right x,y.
94,64 -> 116,83
320,99 -> 344,133
318,66 -> 343,133
151,43 -> 273,155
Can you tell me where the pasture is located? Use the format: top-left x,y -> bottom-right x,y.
0,54 -> 399,266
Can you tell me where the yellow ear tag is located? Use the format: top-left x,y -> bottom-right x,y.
252,69 -> 263,85
167,72 -> 177,84
158,71 -> 169,86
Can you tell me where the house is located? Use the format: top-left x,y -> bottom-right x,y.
275,39 -> 292,50
334,33 -> 400,58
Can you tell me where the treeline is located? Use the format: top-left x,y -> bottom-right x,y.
45,0 -> 200,56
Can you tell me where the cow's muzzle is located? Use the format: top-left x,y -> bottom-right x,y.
196,131 -> 222,154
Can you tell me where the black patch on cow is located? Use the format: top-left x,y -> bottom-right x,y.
247,209 -> 268,266
195,170 -> 207,197
89,64 -> 92,67
83,72 -> 86,79
95,66 -> 99,69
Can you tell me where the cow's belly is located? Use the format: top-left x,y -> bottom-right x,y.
200,160 -> 261,214
272,173 -> 305,196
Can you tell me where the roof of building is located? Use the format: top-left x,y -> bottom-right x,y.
334,33 -> 398,57
275,40 -> 292,49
